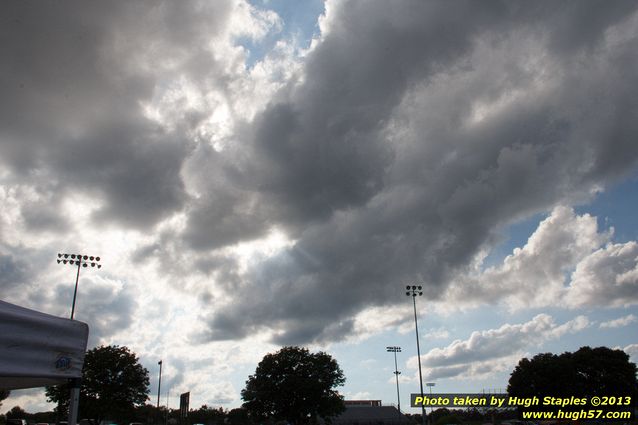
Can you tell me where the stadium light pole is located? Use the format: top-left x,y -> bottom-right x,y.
406,285 -> 426,425
386,346 -> 402,419
157,360 -> 163,409
57,252 -> 102,320
165,389 -> 170,425
157,359 -> 163,425
426,382 -> 436,424
56,252 -> 101,425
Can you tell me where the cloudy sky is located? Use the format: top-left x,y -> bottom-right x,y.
2,0 -> 638,414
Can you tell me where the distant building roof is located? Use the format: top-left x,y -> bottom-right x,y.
332,405 -> 409,424
344,400 -> 383,406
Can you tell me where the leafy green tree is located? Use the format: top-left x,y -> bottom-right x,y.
46,345 -> 150,424
508,346 -> 638,397
242,346 -> 345,425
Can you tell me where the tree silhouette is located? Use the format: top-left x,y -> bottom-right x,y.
242,346 -> 345,425
6,405 -> 27,419
227,407 -> 250,425
46,345 -> 150,424
508,346 -> 638,398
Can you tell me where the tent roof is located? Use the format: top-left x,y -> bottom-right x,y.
0,300 -> 89,390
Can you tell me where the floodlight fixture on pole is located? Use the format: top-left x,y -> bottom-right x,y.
56,252 -> 101,425
57,253 -> 102,320
406,285 -> 426,425
386,346 -> 402,419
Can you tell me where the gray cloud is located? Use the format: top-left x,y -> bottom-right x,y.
0,0 -> 242,230
0,253 -> 29,292
0,246 -> 49,307
198,0 -> 638,344
3,0 -> 638,348
52,275 -> 138,347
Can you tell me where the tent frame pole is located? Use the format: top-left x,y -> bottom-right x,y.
68,378 -> 81,425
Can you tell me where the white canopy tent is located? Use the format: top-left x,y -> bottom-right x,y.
0,300 -> 89,423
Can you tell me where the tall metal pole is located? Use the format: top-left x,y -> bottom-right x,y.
406,285 -> 426,425
157,360 -> 163,410
68,378 -> 81,425
387,346 -> 402,421
70,260 -> 81,320
56,253 -> 101,425
393,349 -> 401,415
156,360 -> 163,425
426,382 -> 436,424
165,389 -> 170,425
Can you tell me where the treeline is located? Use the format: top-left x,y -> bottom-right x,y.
0,404 -> 250,425
0,406 -> 518,425
397,408 -> 518,425
1,405 -> 59,424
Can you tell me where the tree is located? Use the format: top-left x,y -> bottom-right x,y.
189,405 -> 226,425
241,346 -> 346,425
132,403 -> 162,424
508,346 -> 638,398
227,408 -> 251,425
6,406 -> 27,419
46,345 -> 150,424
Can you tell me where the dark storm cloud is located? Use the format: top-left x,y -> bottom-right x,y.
179,1 -> 511,249
245,1 -> 501,222
199,0 -> 638,344
53,277 -> 137,346
0,0 -> 238,230
1,0 -> 249,352
181,144 -> 274,251
3,0 -> 638,347
49,122 -> 190,229
0,253 -> 29,291
0,246 -> 49,306
20,198 -> 70,233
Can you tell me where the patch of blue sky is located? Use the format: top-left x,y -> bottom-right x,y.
574,170 -> 638,243
482,171 -> 638,271
331,329 -> 422,408
330,307 -> 523,403
479,211 -> 548,270
240,0 -> 324,69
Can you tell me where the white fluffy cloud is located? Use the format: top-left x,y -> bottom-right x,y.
444,206 -> 638,312
566,242 -> 638,308
600,314 -> 637,328
407,314 -> 590,381
624,343 -> 638,363
424,328 -> 451,340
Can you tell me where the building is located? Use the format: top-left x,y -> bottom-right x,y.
331,400 -> 410,425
